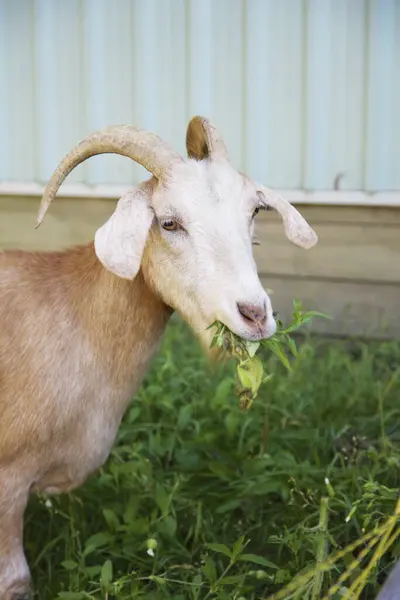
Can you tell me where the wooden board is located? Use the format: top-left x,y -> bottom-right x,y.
0,196 -> 114,251
254,219 -> 400,284
261,275 -> 400,339
260,204 -> 400,225
2,198 -> 400,284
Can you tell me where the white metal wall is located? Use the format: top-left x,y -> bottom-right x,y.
0,0 -> 399,192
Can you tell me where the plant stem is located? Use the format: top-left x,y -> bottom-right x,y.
346,498 -> 400,598
312,496 -> 329,599
203,560 -> 235,600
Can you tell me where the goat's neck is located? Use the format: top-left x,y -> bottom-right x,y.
61,243 -> 173,383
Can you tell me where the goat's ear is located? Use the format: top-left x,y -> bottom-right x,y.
186,117 -> 210,160
257,186 -> 318,249
94,187 -> 153,279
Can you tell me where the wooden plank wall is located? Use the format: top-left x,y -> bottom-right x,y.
255,206 -> 400,339
1,196 -> 400,339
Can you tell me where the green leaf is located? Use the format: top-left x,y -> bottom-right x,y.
282,323 -> 303,334
306,310 -> 332,320
208,461 -> 233,479
238,554 -> 279,569
232,535 -> 247,558
207,300 -> 330,411
85,565 -> 102,577
216,498 -> 242,513
266,341 -> 291,371
210,337 -> 217,349
57,594 -> 85,600
61,560 -> 77,571
103,508 -> 120,531
155,483 -> 170,516
244,340 -> 260,358
128,406 -> 141,423
237,356 -> 264,394
287,337 -> 298,357
206,320 -> 219,331
178,404 -> 192,429
157,515 -> 177,538
214,378 -> 234,404
237,363 -> 253,390
83,532 -> 111,556
206,543 -> 232,558
201,556 -> 217,583
101,559 -> 113,588
191,573 -> 203,600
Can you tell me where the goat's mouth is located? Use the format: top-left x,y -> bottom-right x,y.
201,318 -> 275,364
212,316 -> 277,344
232,324 -> 274,342
237,316 -> 268,339
230,305 -> 277,342
201,301 -> 277,355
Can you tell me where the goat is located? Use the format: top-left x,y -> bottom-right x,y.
0,116 -> 317,599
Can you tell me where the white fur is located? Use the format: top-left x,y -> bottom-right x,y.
0,552 -> 30,593
0,471 -> 31,596
92,157 -> 317,345
96,159 -> 283,342
95,188 -> 154,279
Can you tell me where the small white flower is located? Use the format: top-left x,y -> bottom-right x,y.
45,499 -> 52,508
324,477 -> 330,485
147,548 -> 155,557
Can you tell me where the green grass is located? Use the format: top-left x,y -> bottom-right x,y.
25,315 -> 400,599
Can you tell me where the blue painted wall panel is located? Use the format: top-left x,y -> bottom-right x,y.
0,0 -> 398,192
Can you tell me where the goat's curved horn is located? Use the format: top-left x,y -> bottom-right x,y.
36,125 -> 183,228
186,116 -> 229,162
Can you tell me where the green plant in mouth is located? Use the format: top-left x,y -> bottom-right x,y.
208,300 -> 329,410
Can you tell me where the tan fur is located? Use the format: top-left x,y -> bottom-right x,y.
0,243 -> 171,598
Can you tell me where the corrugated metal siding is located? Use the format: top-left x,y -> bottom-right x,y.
0,0 -> 399,191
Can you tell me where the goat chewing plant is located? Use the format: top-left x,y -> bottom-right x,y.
208,300 -> 329,410
0,116 -> 318,598
5,116 -> 399,599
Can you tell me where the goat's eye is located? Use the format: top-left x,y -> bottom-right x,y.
252,207 -> 260,218
161,219 -> 179,232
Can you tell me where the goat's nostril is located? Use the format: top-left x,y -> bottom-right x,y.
237,303 -> 267,324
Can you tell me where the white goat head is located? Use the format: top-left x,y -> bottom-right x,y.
36,116 -> 317,347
